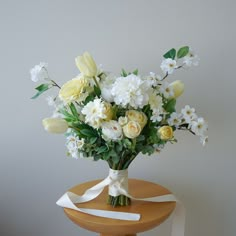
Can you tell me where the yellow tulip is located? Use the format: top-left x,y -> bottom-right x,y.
75,52 -> 97,77
169,80 -> 184,98
42,118 -> 68,134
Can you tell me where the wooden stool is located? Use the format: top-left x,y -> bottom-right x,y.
63,179 -> 175,236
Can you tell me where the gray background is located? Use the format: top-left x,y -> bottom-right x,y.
0,0 -> 235,235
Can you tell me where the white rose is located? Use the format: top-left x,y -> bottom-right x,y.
102,120 -> 123,141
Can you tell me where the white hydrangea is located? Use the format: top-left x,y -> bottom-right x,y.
81,98 -> 107,128
30,62 -> 49,82
66,134 -> 85,159
160,58 -> 177,74
111,74 -> 150,109
101,120 -> 123,141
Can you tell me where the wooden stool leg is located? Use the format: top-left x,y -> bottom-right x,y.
100,234 -> 136,236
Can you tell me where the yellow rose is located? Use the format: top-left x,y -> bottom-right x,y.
103,102 -> 113,121
158,126 -> 173,140
169,80 -> 184,98
75,52 -> 97,77
126,110 -> 147,129
42,118 -> 68,134
59,77 -> 88,104
123,121 -> 141,139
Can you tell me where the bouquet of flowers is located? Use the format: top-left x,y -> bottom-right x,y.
31,46 -> 208,206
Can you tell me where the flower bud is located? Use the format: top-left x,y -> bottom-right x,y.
75,52 -> 97,77
158,126 -> 173,140
169,80 -> 184,98
42,118 -> 68,134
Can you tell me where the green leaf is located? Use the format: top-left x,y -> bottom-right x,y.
177,46 -> 189,59
31,83 -> 51,99
69,103 -> 79,119
89,137 -> 98,144
121,69 -> 128,77
80,129 -> 97,137
141,145 -> 155,155
94,85 -> 101,97
163,48 -> 176,60
96,146 -> 108,154
132,69 -> 138,76
164,99 -> 176,113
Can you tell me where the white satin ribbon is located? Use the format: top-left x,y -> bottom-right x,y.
56,169 -> 185,235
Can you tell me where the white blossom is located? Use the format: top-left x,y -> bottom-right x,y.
111,74 -> 150,109
66,134 -> 85,159
160,58 -> 177,74
183,49 -> 200,67
181,105 -> 197,123
168,112 -> 182,127
190,117 -> 208,136
30,62 -> 49,82
81,98 -> 107,128
46,96 -> 56,106
159,82 -> 174,98
150,109 -> 163,122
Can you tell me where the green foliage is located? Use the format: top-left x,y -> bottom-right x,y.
163,48 -> 176,60
121,69 -> 128,77
177,46 -> 189,59
31,83 -> 51,99
164,99 -> 176,113
132,69 -> 138,76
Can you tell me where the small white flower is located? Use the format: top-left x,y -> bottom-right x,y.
46,96 -> 55,106
102,120 -> 123,141
190,117 -> 208,136
160,58 -> 177,74
181,105 -> 197,123
183,49 -> 200,67
111,74 -> 150,109
66,134 -> 85,159
118,116 -> 128,126
200,135 -> 208,146
159,82 -> 174,98
81,98 -> 107,128
151,109 -> 163,122
167,112 -> 182,127
30,62 -> 49,82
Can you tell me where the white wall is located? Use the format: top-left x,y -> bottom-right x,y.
0,0 -> 235,235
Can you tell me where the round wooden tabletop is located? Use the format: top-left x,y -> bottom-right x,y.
63,179 -> 175,236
